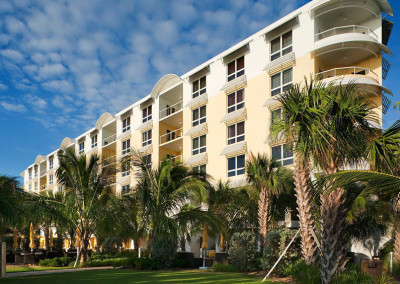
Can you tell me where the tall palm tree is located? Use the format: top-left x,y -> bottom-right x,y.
128,151 -> 219,252
245,152 -> 293,250
273,79 -> 329,265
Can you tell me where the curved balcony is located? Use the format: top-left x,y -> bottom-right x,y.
315,67 -> 392,96
315,25 -> 378,42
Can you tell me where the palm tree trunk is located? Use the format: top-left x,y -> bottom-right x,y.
44,225 -> 49,250
294,153 -> 318,265
393,221 -> 400,263
180,236 -> 186,252
320,166 -> 347,284
258,188 -> 270,251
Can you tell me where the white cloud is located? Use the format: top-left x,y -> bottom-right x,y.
1,49 -> 24,62
0,83 -> 8,91
0,101 -> 27,112
24,94 -> 47,109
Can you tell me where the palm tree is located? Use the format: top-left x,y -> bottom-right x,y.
245,152 -> 293,250
128,151 -> 219,253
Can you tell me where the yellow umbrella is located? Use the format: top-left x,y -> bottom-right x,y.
13,229 -> 18,248
219,233 -> 224,250
201,224 -> 208,250
49,228 -> 54,248
29,223 -> 35,250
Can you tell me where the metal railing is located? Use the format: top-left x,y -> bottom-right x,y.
315,67 -> 379,81
160,128 -> 183,145
315,25 -> 378,42
103,134 -> 116,146
103,155 -> 117,167
160,101 -> 183,120
40,169 -> 47,177
104,176 -> 116,185
167,155 -> 182,163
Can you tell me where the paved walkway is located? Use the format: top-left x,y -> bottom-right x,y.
6,266 -> 114,277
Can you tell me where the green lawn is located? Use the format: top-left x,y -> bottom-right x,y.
6,266 -> 72,273
0,269 -> 284,283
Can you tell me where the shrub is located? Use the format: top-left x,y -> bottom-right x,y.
151,235 -> 177,266
331,269 -> 375,284
228,231 -> 259,272
135,257 -> 163,270
262,228 -> 301,275
174,252 -> 194,268
80,257 -> 135,268
102,237 -> 123,254
171,258 -> 186,268
284,260 -> 321,284
39,257 -> 73,267
212,263 -> 236,272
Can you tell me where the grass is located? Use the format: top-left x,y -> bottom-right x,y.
0,268 -> 287,283
6,266 -> 72,273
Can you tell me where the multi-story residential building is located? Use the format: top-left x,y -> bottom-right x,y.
20,0 -> 394,256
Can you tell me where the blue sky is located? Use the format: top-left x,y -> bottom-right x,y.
0,0 -> 398,179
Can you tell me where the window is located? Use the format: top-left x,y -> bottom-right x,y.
122,116 -> 131,132
49,174 -> 54,185
122,184 -> 130,193
227,56 -> 245,81
228,122 -> 245,145
29,184 -> 32,192
192,105 -> 206,127
271,108 -> 282,128
142,129 -> 152,147
49,158 -> 54,170
34,167 -> 38,177
272,143 -> 294,166
79,142 -> 85,154
227,89 -> 244,113
143,154 -> 152,166
58,186 -> 63,192
142,105 -> 152,123
193,164 -> 206,174
29,169 -> 32,179
271,68 -> 293,96
122,139 -> 130,155
192,135 -> 206,155
35,182 -> 38,191
192,76 -> 206,98
91,135 -> 97,148
228,155 -> 245,177
122,170 -> 130,177
270,31 -> 292,61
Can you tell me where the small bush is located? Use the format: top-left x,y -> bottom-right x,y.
211,263 -> 236,272
151,235 -> 177,266
39,257 -> 73,267
135,257 -> 163,270
284,260 -> 321,284
228,231 -> 259,272
171,258 -> 186,268
331,269 -> 375,284
80,257 -> 135,268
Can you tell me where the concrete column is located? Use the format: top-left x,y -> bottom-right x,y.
1,242 -> 6,277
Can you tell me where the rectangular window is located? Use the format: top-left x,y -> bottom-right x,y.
271,31 -> 292,61
271,108 -> 282,127
49,159 -> 54,170
272,143 -> 294,166
29,169 -> 32,179
122,139 -> 131,155
29,184 -> 32,192
35,182 -> 38,191
142,105 -> 152,123
228,154 -> 245,177
227,89 -> 244,113
192,135 -> 206,155
58,186 -> 62,192
192,76 -> 206,98
227,56 -> 245,81
192,105 -> 206,127
122,170 -> 130,177
79,142 -> 85,154
122,184 -> 130,193
193,164 -> 206,174
144,154 -> 152,166
142,129 -> 152,147
228,122 -> 245,145
49,174 -> 54,185
122,116 -> 131,133
91,135 -> 97,148
34,167 -> 38,177
271,68 -> 293,96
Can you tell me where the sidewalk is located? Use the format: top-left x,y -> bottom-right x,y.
6,266 -> 114,277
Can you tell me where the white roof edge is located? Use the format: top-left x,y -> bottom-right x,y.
309,0 -> 393,16
181,9 -> 303,79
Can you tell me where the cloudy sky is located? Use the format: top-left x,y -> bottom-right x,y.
0,0 -> 398,178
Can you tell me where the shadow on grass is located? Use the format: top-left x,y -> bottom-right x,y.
2,269 -> 269,283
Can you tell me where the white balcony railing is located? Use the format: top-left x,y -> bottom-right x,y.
41,185 -> 46,191
160,128 -> 183,145
160,101 -> 183,120
315,25 -> 378,42
103,155 -> 116,167
104,176 -> 116,185
315,67 -> 379,82
103,134 -> 117,146
40,169 -> 47,177
168,155 -> 182,163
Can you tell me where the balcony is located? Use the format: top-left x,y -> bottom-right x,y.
316,67 -> 378,81
160,128 -> 183,145
40,169 -> 47,177
103,155 -> 117,167
104,176 -> 116,185
103,134 -> 116,147
160,101 -> 183,120
315,25 -> 378,42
